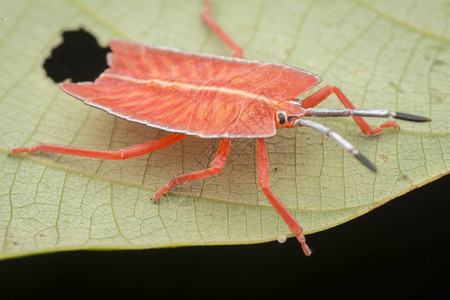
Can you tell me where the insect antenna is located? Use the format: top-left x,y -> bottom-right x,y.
304,108 -> 431,122
294,119 -> 377,172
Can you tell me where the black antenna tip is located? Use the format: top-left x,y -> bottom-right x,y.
393,112 -> 431,122
354,152 -> 377,173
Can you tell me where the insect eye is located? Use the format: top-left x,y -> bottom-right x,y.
277,112 -> 286,125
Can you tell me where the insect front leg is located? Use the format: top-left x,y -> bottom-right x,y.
152,138 -> 231,203
301,85 -> 399,135
256,139 -> 311,256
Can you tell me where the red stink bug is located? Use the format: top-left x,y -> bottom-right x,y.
10,0 -> 430,256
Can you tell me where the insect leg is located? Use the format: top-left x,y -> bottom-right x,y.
256,138 -> 311,256
152,138 -> 231,202
202,0 -> 244,58
9,133 -> 187,160
300,85 -> 400,135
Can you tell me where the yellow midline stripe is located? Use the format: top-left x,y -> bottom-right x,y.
104,73 -> 277,106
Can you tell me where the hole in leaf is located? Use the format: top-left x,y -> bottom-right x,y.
43,28 -> 111,83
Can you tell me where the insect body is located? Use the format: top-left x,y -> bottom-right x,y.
10,0 -> 430,256
59,40 -> 321,139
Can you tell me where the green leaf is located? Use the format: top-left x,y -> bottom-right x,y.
0,0 -> 448,260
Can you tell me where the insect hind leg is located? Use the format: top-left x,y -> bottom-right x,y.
10,133 -> 187,160
301,85 -> 398,135
152,138 -> 231,202
202,0 -> 244,58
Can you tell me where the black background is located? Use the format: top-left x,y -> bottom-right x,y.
0,174 -> 448,299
